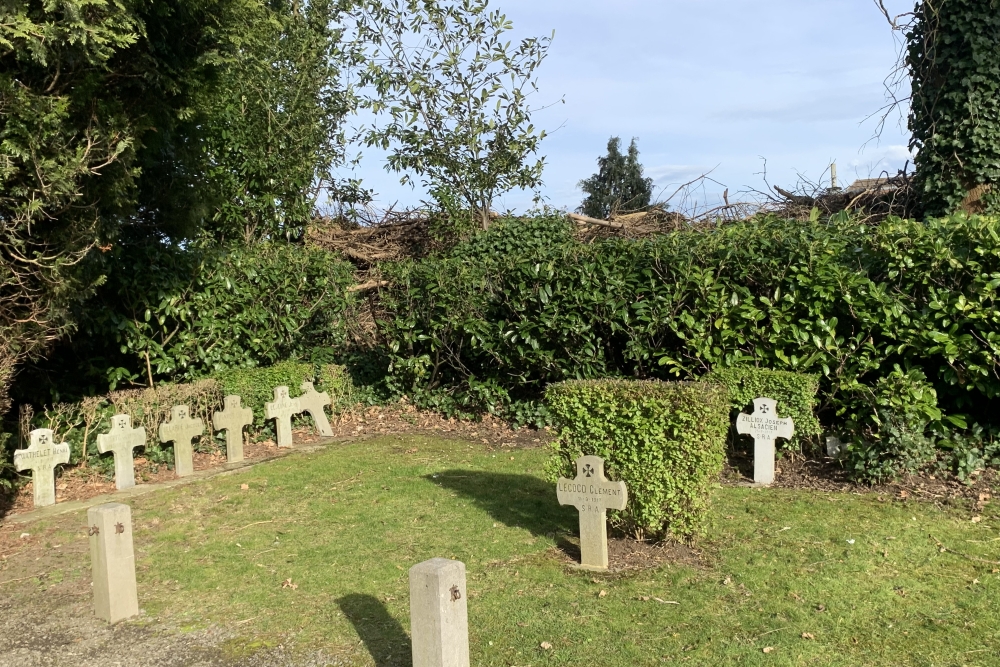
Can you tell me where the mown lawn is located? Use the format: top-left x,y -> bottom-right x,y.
120,435 -> 1000,666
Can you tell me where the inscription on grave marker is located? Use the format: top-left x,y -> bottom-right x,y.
556,455 -> 627,571
14,429 -> 71,507
158,405 -> 204,477
97,415 -> 146,490
736,397 -> 794,486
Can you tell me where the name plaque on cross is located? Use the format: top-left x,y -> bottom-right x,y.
556,455 -> 627,571
212,395 -> 253,463
97,414 -> 146,490
736,397 -> 794,486
158,405 -> 204,477
298,381 -> 333,437
14,429 -> 71,507
265,386 -> 301,448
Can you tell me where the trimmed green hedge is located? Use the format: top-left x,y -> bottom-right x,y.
703,367 -> 821,449
214,360 -> 353,428
545,379 -> 730,540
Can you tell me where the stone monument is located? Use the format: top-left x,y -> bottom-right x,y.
736,397 -> 795,485
212,395 -> 253,463
97,414 -> 146,490
88,502 -> 139,623
14,429 -> 71,508
556,455 -> 628,571
264,386 -> 301,448
410,558 -> 469,667
298,381 -> 333,437
158,405 -> 204,477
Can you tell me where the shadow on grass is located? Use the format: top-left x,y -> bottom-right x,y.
427,470 -> 579,539
337,594 -> 411,667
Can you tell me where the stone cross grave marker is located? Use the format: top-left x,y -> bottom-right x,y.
736,397 -> 795,486
158,405 -> 204,477
213,395 -> 253,463
97,414 -> 146,490
298,381 -> 333,437
265,386 -> 301,448
556,455 -> 628,571
14,429 -> 71,507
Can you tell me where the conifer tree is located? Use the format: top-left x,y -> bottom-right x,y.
578,137 -> 654,218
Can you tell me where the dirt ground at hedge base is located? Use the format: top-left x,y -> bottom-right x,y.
724,448 -> 997,513
1,402 -> 549,518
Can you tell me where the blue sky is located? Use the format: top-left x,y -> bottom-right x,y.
345,0 -> 914,214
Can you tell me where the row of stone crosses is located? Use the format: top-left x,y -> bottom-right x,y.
13,382 -> 336,509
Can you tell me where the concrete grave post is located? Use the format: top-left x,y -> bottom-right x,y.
298,381 -> 333,437
410,558 -> 469,667
212,395 -> 253,463
97,415 -> 146,490
264,386 -> 301,448
736,397 -> 795,486
88,502 -> 139,624
13,429 -> 71,508
157,405 -> 204,477
556,455 -> 628,571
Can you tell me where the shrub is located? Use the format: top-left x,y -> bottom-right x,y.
381,212 -> 1000,440
703,367 -> 821,450
32,379 -> 224,474
215,359 -> 357,427
840,367 -> 941,484
545,379 -> 730,540
215,361 -> 315,428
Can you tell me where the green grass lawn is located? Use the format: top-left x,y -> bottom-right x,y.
117,435 -> 1000,665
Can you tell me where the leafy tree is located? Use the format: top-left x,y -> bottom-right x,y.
905,0 -> 1000,216
350,0 -> 553,229
191,0 -> 367,244
578,137 -> 654,219
1,0 -> 238,415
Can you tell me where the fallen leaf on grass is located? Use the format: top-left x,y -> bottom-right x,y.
240,484 -> 249,490
598,590 -> 607,598
638,596 -> 651,601
540,641 -> 552,650
281,578 -> 298,590
972,516 -> 982,523
763,646 -> 774,653
801,632 -> 815,640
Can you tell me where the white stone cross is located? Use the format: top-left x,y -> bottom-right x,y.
556,455 -> 628,571
14,429 -> 71,507
736,397 -> 795,486
265,386 -> 301,448
97,415 -> 146,490
212,395 -> 253,463
158,405 -> 204,477
298,381 -> 333,437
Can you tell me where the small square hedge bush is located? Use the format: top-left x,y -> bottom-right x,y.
703,367 -> 821,448
545,379 -> 730,540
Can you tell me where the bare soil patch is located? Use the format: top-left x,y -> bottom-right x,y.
723,448 -> 997,510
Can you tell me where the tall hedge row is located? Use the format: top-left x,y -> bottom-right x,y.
380,214 -> 1000,426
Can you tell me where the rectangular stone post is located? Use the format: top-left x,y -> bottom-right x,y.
88,502 -> 139,624
409,558 -> 469,667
